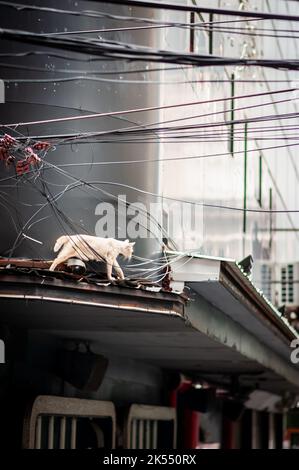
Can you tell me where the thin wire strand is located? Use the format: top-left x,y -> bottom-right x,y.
2,87 -> 295,129
33,162 -> 299,214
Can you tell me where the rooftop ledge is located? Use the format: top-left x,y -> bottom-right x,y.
0,255 -> 299,394
167,251 -> 299,344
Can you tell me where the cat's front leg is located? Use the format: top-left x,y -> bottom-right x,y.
106,256 -> 116,281
113,260 -> 125,280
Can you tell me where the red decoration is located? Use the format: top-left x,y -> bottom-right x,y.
0,134 -> 16,149
16,160 -> 30,176
0,148 -> 9,161
0,133 -> 49,176
32,141 -> 51,151
0,134 -> 16,165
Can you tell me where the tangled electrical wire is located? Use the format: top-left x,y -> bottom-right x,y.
1,0 -> 299,282
1,112 -> 299,282
0,126 -> 177,281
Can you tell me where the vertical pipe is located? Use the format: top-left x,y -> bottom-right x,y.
243,122 -> 248,234
240,409 -> 252,449
170,378 -> 192,449
35,416 -> 42,449
252,410 -> 259,449
269,187 -> 273,250
222,417 -> 235,449
145,420 -> 151,449
131,420 -> 137,449
283,412 -> 289,449
183,409 -> 200,449
152,420 -> 158,449
275,413 -> 283,449
258,154 -> 263,207
189,12 -> 195,53
269,413 -> 275,449
0,2 -> 163,263
233,419 -> 241,449
48,416 -> 54,449
230,73 -> 235,155
209,13 -> 213,54
59,417 -> 66,449
71,417 -> 77,449
138,420 -> 144,449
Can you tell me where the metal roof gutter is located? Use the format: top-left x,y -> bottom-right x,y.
168,252 -> 299,391
168,251 -> 298,344
0,270 -> 186,319
220,261 -> 298,343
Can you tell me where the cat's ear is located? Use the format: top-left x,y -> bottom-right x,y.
124,239 -> 129,243
130,241 -> 136,246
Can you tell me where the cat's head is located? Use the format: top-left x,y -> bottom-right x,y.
121,239 -> 135,260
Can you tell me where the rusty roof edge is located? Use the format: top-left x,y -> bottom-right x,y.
165,250 -> 299,341
0,270 -> 186,305
221,260 -> 299,342
0,292 -> 184,318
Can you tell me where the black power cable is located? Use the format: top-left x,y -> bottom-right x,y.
0,28 -> 299,71
86,0 -> 299,22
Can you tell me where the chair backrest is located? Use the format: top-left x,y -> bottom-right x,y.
22,395 -> 116,449
124,404 -> 176,449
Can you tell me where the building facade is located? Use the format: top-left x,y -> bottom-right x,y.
0,0 -> 299,450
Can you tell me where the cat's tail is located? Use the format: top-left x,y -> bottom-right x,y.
54,235 -> 68,252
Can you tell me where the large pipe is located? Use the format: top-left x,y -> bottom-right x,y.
0,0 -> 163,268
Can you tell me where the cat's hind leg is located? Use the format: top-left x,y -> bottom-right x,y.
49,257 -> 62,271
49,254 -> 75,271
49,245 -> 74,271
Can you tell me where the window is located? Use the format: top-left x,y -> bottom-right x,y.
281,266 -> 287,303
280,265 -> 294,304
288,264 -> 294,303
261,264 -> 272,300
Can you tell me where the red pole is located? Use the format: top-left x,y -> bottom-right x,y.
170,380 -> 191,408
183,409 -> 200,449
169,378 -> 201,449
222,417 -> 235,449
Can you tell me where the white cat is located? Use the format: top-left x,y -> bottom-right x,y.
49,235 -> 135,280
